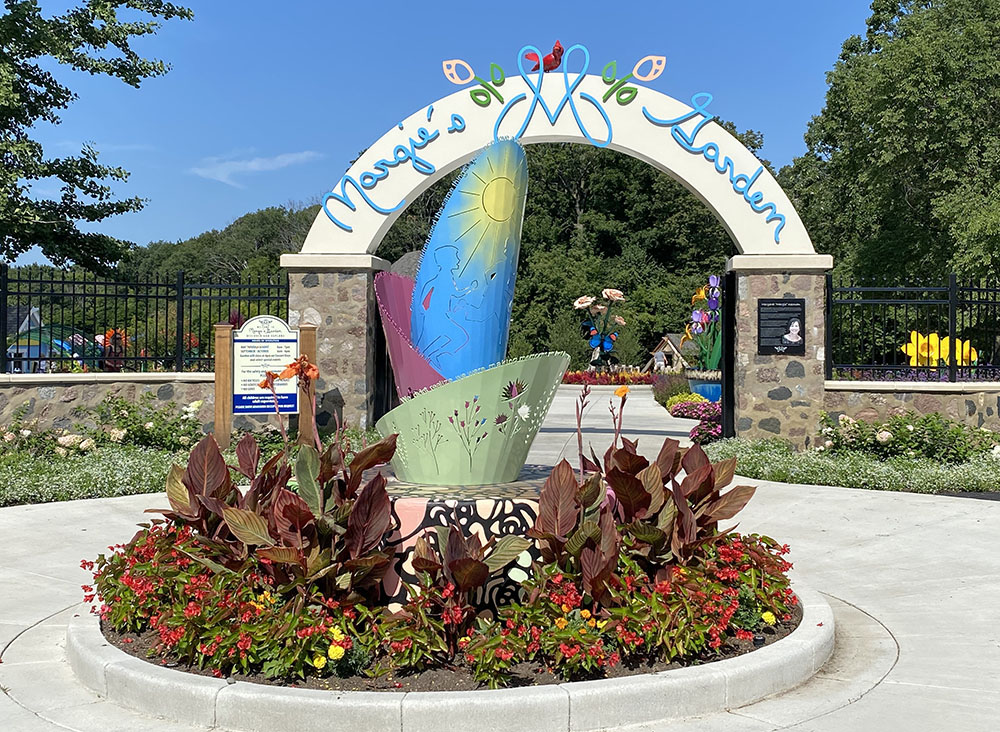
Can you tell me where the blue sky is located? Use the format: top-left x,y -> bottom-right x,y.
22,0 -> 873,263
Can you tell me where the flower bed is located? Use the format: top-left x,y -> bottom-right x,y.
667,400 -> 722,446
84,366 -> 797,689
562,370 -> 654,385
706,437 -> 1000,494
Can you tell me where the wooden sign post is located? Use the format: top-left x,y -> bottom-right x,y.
214,324 -> 234,450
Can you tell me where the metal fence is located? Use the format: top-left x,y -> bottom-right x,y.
1,266 -> 288,374
826,274 -> 1000,381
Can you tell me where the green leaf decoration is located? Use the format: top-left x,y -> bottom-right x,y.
484,535 -> 531,573
223,507 -> 275,547
295,445 -> 323,517
177,548 -> 230,575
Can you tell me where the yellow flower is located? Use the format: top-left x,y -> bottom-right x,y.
555,617 -> 568,629
596,619 -> 608,630
761,611 -> 777,626
940,337 -> 978,366
561,603 -> 571,614
691,286 -> 707,305
579,628 -> 588,636
614,385 -> 629,399
587,618 -> 596,628
580,609 -> 592,620
328,644 -> 346,661
329,627 -> 345,642
312,654 -> 327,669
901,331 -> 944,367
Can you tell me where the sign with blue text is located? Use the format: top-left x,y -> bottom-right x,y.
232,316 -> 298,414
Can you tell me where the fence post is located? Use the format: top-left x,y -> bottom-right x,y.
824,273 -> 833,380
0,264 -> 7,374
948,273 -> 958,383
175,270 -> 185,372
721,270 -> 736,439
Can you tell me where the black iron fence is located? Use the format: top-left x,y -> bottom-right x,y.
1,266 -> 288,374
826,274 -> 1000,381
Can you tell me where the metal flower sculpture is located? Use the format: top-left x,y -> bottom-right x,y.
374,140 -> 569,485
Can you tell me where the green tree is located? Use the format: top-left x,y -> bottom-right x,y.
780,0 -> 1000,279
0,0 -> 192,271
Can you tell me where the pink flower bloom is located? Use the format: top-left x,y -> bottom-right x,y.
573,295 -> 596,309
602,288 -> 625,301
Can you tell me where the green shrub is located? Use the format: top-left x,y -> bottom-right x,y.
79,393 -> 204,452
705,437 -> 1000,494
665,392 -> 707,412
818,411 -> 997,464
651,372 -> 688,406
0,446 -> 175,506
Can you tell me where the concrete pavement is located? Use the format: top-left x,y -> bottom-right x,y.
1,385 -> 998,730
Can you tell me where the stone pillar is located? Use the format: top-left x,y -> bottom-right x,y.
728,255 -> 833,450
282,254 -> 390,432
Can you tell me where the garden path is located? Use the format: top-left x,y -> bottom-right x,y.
1,385 -> 997,731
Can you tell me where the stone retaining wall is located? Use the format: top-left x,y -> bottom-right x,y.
0,376 -> 266,433
824,383 -> 1000,431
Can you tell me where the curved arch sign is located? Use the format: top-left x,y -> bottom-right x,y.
285,44 -> 817,266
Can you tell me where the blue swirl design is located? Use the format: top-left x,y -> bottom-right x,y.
493,44 -> 613,148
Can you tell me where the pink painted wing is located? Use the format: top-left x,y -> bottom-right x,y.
375,272 -> 446,398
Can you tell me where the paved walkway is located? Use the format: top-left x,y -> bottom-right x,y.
1,386 -> 998,730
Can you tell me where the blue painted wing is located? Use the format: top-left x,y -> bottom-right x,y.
410,140 -> 529,380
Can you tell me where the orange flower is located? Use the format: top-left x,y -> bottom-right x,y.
258,371 -> 279,390
278,355 -> 319,381
615,385 -> 630,399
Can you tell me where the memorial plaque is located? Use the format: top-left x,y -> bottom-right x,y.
232,315 -> 298,414
757,299 -> 806,356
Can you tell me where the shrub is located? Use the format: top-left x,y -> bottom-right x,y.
0,446 -> 175,507
818,411 -> 996,464
664,392 -> 707,412
651,372 -> 688,406
79,393 -> 204,451
705,437 -> 1000,494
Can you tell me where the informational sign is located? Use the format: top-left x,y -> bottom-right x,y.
232,316 -> 298,414
757,299 -> 806,356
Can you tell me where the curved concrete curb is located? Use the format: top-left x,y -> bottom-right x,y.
67,587 -> 833,732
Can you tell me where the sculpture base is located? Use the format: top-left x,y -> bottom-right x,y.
381,469 -> 547,610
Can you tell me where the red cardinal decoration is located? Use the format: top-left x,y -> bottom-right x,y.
524,41 -> 564,72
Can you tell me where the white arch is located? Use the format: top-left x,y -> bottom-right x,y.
283,72 -> 820,269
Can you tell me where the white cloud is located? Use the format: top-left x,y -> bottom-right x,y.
190,150 -> 324,188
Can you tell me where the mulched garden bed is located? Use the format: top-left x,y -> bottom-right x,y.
101,603 -> 802,693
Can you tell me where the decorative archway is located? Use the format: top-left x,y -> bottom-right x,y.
282,44 -> 832,443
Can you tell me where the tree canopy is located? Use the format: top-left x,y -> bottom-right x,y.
0,0 -> 192,271
779,0 -> 1000,280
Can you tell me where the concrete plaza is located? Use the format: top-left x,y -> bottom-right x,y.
1,386 -> 997,730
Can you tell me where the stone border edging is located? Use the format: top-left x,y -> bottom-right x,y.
66,587 -> 833,732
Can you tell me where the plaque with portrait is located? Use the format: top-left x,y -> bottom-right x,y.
757,299 -> 806,356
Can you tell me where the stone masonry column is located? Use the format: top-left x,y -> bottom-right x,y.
282,254 -> 390,432
727,254 -> 834,450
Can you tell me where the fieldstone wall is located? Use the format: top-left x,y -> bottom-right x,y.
733,272 -> 827,450
0,378 -> 229,432
825,387 -> 1000,431
286,268 -> 376,430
